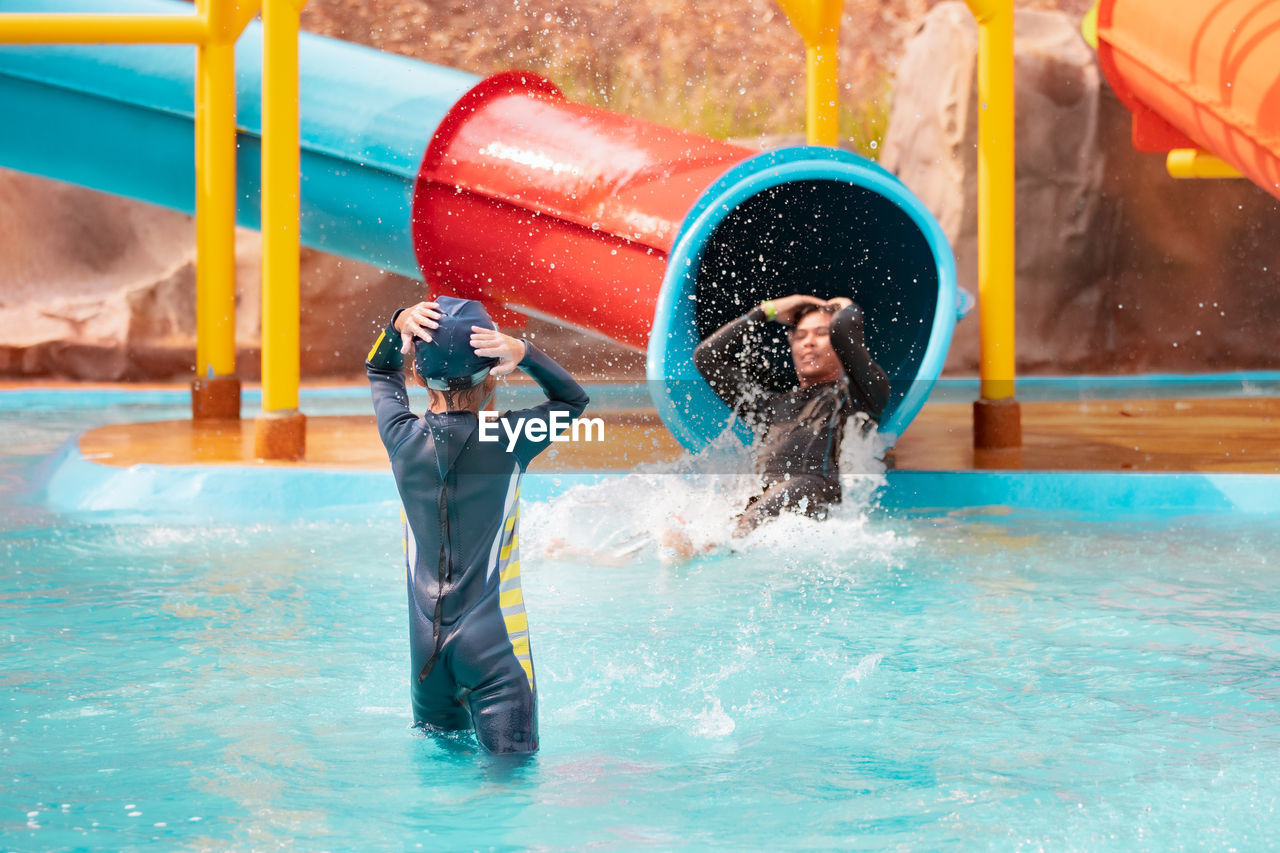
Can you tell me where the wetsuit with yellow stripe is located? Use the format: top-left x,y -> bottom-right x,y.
367,320 -> 589,754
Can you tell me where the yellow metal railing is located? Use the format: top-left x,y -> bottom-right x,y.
1,3 -> 251,417
194,0 -> 250,394
0,11 -> 207,41
0,0 -> 307,459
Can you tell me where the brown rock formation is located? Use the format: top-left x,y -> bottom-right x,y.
0,169 -> 201,380
0,167 -> 415,380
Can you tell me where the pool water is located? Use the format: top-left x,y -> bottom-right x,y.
3,391 -> 1279,849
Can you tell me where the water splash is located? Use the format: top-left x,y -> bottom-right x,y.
842,653 -> 883,684
690,697 -> 736,738
525,418 -> 908,568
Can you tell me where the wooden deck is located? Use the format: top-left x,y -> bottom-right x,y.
890,397 -> 1280,473
76,397 -> 1280,474
78,411 -> 686,472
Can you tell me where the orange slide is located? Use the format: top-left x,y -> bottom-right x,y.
1094,0 -> 1280,200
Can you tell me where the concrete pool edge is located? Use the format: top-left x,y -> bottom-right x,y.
40,442 -> 1280,518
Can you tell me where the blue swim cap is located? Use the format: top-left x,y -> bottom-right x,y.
413,296 -> 499,390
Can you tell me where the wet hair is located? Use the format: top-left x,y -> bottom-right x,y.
788,302 -> 838,331
427,374 -> 498,413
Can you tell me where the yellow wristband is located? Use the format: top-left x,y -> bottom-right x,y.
761,300 -> 777,321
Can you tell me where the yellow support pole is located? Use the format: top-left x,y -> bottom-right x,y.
231,0 -> 262,38
1166,149 -> 1244,180
1080,2 -> 1098,50
0,13 -> 207,44
775,0 -> 843,147
805,42 -> 839,147
254,0 -> 306,460
191,0 -> 241,419
965,0 -> 1021,452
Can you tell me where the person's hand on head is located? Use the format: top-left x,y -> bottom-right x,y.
394,300 -> 442,354
826,296 -> 853,312
470,327 -> 527,376
765,294 -> 826,325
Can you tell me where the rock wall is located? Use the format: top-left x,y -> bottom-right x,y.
0,169 -> 206,380
881,2 -> 1280,374
0,168 -> 409,380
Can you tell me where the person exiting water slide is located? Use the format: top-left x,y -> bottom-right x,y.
366,296 -> 589,755
694,294 -> 890,535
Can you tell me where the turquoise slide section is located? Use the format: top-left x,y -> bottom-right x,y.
0,0 -> 477,277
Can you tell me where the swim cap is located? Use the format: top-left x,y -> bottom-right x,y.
413,296 -> 499,390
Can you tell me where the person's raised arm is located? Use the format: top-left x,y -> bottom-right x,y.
470,327 -> 589,467
693,294 -> 826,409
365,301 -> 442,454
692,308 -> 761,409
826,298 -> 890,420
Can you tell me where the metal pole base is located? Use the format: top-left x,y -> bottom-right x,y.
253,409 -> 306,461
191,375 -> 241,420
973,396 -> 1022,449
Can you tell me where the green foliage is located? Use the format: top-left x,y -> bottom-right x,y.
530,56 -> 890,156
839,74 -> 891,160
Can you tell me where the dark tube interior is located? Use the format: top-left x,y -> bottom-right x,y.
694,179 -> 940,412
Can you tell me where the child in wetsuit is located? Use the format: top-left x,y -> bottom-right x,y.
366,296 -> 589,754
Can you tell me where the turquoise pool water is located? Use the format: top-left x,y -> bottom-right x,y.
3,388 -> 1279,849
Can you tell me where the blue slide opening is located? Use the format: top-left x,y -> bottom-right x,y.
647,146 -> 958,451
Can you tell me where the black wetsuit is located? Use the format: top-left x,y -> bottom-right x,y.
693,304 -> 889,531
367,320 -> 589,754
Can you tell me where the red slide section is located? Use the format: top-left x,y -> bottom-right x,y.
1095,0 -> 1280,200
412,72 -> 757,348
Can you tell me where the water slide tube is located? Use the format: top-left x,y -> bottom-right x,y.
0,0 -> 956,450
1093,0 -> 1280,201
